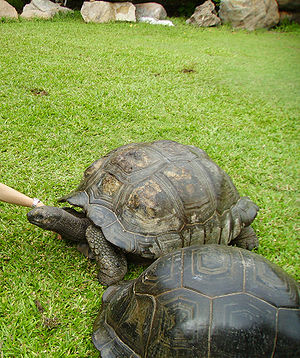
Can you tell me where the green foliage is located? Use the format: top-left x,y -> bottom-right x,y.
0,16 -> 18,22
160,0 -> 222,16
177,2 -> 198,17
160,0 -> 199,16
0,16 -> 299,356
274,19 -> 300,32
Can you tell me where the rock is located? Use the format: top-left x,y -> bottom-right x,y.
138,16 -> 174,26
81,1 -> 113,23
21,0 -> 72,19
0,0 -> 18,19
186,0 -> 221,27
81,1 -> 136,23
277,0 -> 300,12
113,2 -> 136,22
135,2 -> 167,20
219,0 -> 280,30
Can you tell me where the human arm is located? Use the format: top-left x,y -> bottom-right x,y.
0,183 -> 44,208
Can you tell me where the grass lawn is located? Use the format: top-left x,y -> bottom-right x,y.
0,13 -> 299,356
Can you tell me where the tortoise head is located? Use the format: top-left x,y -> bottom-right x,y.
27,206 -> 89,242
27,206 -> 66,231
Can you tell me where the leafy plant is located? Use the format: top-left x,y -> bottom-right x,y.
274,18 -> 300,32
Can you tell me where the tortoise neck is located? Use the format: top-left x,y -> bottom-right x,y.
54,209 -> 90,242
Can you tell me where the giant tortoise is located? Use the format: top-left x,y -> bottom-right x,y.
27,140 -> 259,285
92,245 -> 300,358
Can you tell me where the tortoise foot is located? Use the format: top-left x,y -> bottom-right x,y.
231,226 -> 259,250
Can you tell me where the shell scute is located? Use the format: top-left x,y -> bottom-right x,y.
211,294 -> 277,357
274,309 -> 300,357
135,249 -> 182,296
119,178 -> 183,236
182,245 -> 244,297
147,288 -> 210,356
242,250 -> 300,308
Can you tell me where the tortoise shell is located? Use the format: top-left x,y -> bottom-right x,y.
60,140 -> 259,258
92,245 -> 300,358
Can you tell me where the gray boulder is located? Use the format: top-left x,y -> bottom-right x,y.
0,0 -> 18,19
219,0 -> 280,30
186,0 -> 221,27
81,1 -> 136,23
135,2 -> 167,20
138,17 -> 174,26
81,0 -> 113,23
112,1 -> 136,21
21,0 -> 72,19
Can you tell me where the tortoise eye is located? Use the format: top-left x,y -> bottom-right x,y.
35,214 -> 44,221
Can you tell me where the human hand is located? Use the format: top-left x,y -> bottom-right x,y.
32,198 -> 45,208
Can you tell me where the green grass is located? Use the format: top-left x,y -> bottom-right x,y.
0,14 -> 299,356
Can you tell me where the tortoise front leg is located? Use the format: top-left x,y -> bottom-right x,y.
86,226 -> 127,286
230,226 -> 259,250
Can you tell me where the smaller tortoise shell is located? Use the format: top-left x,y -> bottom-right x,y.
60,141 -> 259,258
92,245 -> 300,358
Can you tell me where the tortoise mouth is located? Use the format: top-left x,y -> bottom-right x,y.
27,210 -> 44,226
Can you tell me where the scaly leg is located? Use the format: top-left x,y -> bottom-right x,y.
86,225 -> 127,286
